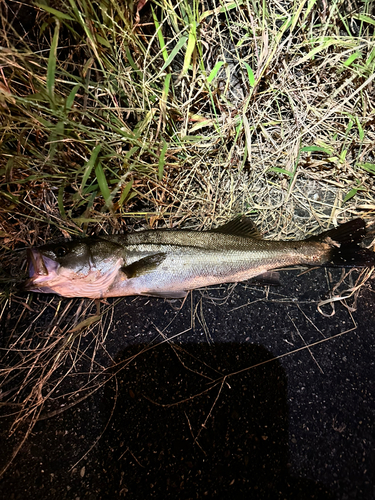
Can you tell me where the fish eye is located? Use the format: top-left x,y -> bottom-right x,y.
56,246 -> 67,258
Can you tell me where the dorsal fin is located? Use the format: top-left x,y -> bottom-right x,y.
209,216 -> 262,239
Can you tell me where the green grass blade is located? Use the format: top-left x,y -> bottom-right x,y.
207,61 -> 225,83
162,72 -> 171,101
118,180 -> 134,207
158,140 -> 168,181
58,184 -> 67,219
160,73 -> 172,129
366,47 -> 375,67
47,20 -> 60,107
36,4 -> 75,21
343,52 -> 362,67
65,84 -> 81,112
160,35 -> 188,73
180,22 -> 197,79
48,120 -> 64,160
355,117 -> 365,142
125,45 -> 142,78
268,167 -> 293,177
243,62 -> 255,87
200,0 -> 244,21
353,14 -> 375,27
95,162 -> 112,209
343,188 -> 359,203
152,6 -> 168,63
301,145 -> 332,155
358,163 -> 375,174
81,145 -> 101,192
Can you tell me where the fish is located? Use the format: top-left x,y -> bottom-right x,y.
23,216 -> 375,299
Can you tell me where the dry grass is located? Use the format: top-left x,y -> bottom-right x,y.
1,0 -> 375,475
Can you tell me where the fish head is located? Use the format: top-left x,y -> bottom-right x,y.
24,239 -> 124,298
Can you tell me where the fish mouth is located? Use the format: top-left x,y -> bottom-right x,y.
22,249 -> 59,291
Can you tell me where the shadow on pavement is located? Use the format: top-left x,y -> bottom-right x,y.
96,342 -> 334,500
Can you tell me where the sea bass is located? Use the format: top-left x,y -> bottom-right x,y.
24,217 -> 375,299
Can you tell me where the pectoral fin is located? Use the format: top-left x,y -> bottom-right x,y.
121,253 -> 166,279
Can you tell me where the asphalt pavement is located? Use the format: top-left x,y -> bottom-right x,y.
1,268 -> 374,499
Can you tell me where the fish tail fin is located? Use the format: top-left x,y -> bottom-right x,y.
309,218 -> 375,267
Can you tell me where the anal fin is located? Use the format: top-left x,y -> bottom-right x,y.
248,271 -> 280,286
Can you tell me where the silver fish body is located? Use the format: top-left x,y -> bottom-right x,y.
102,230 -> 328,298
24,217 -> 374,299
